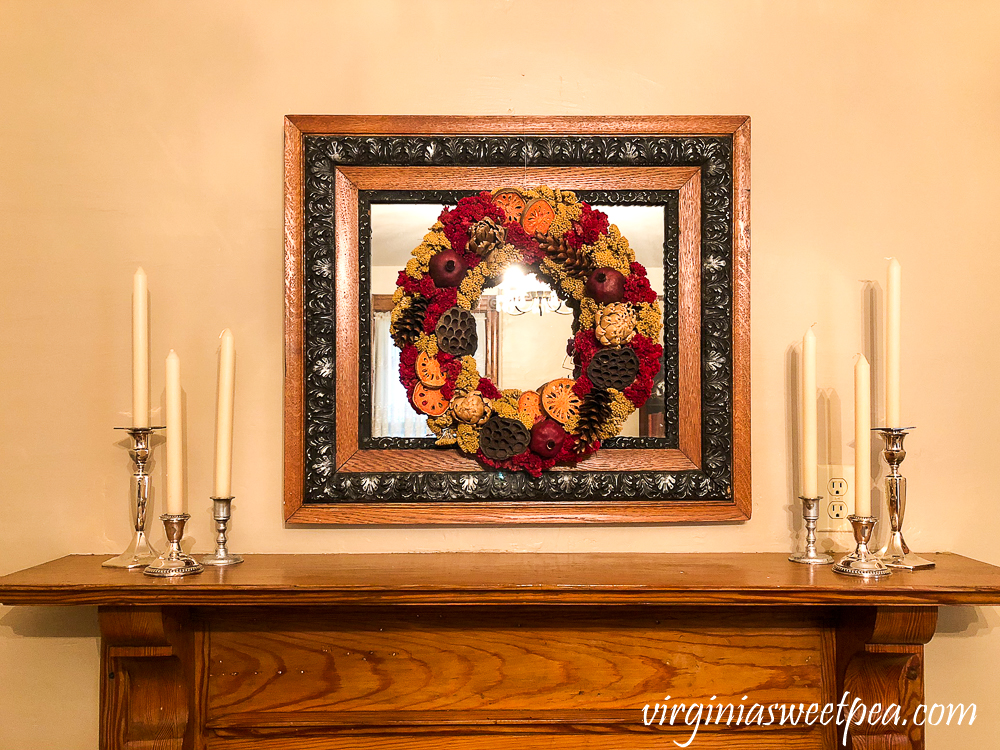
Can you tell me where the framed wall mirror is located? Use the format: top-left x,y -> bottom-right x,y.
284,116 -> 750,524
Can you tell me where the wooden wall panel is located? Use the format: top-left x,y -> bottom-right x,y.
206,607 -> 828,730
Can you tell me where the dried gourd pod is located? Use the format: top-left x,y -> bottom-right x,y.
468,218 -> 506,258
595,302 -> 637,346
435,307 -> 478,357
587,347 -> 640,391
478,416 -> 531,461
451,391 -> 490,426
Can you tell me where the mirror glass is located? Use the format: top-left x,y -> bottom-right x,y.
369,201 -> 667,440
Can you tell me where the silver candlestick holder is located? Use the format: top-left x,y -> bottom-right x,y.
789,496 -> 834,564
834,515 -> 892,578
103,426 -> 164,569
143,514 -> 203,577
874,427 -> 934,570
200,497 -> 243,566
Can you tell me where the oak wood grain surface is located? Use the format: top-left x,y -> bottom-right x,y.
206,607 -> 825,717
3,553 -> 1000,607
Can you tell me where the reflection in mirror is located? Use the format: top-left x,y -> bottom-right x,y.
593,206 -> 666,439
368,201 -> 667,440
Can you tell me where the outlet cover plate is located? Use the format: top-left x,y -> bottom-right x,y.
817,465 -> 855,532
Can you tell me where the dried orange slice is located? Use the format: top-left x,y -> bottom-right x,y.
493,189 -> 527,222
412,382 -> 449,416
415,351 -> 446,388
540,378 -> 581,425
517,390 -> 545,426
520,198 -> 556,235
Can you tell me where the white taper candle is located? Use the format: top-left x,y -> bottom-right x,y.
132,268 -> 149,428
855,354 -> 871,517
165,350 -> 183,515
801,328 -> 818,498
886,258 -> 901,428
213,329 -> 236,498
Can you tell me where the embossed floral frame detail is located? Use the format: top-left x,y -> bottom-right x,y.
283,115 -> 750,524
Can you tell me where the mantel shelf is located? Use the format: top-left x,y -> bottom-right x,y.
3,552 -> 1000,607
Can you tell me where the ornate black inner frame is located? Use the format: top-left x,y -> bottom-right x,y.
285,116 -> 750,523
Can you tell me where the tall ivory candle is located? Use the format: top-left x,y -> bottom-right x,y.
855,354 -> 871,518
165,350 -> 183,515
886,258 -> 901,428
132,268 -> 149,428
801,328 -> 818,497
213,329 -> 236,498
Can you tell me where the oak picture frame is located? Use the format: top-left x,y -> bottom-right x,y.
284,115 -> 750,525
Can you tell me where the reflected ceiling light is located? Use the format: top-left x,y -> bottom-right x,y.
495,267 -> 571,316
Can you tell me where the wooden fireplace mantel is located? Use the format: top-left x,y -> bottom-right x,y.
3,552 -> 1000,750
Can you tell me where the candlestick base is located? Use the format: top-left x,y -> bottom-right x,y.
789,496 -> 834,565
104,426 -> 164,569
879,531 -> 935,571
102,530 -> 159,570
144,514 -> 203,577
834,516 -> 892,578
873,427 -> 935,571
200,497 -> 243,567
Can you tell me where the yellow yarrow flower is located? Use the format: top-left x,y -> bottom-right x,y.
608,389 -> 634,420
493,399 -> 519,420
414,334 -> 438,357
636,303 -> 663,340
578,297 -> 598,330
429,412 -> 454,432
454,357 -> 480,393
457,423 -> 480,453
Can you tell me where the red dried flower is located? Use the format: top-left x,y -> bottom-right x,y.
504,220 -> 535,252
422,287 -> 458,333
477,378 -> 502,400
624,271 -> 657,305
399,345 -> 419,391
565,202 -> 610,249
623,334 -> 663,406
440,193 -> 506,262
572,373 -> 594,400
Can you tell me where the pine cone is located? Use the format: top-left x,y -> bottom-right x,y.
535,232 -> 594,279
392,295 -> 429,346
595,302 -> 637,346
576,389 -> 612,446
468,218 -> 506,258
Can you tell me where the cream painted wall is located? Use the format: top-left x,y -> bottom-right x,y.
2,1 -> 999,746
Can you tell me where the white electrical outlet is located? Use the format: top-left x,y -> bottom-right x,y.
817,465 -> 855,533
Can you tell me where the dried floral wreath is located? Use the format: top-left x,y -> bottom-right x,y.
390,187 -> 663,477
